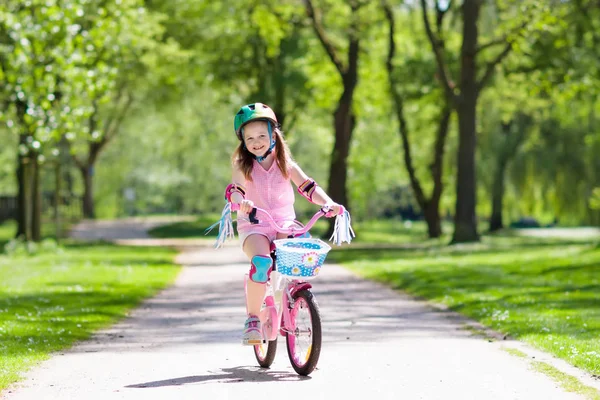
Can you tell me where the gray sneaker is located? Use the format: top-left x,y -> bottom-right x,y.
242,316 -> 263,345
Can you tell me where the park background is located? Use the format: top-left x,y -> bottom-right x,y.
1,0 -> 599,396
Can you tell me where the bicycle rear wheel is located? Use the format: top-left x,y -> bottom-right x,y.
254,339 -> 277,368
285,289 -> 322,376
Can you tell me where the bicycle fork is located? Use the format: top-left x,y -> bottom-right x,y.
258,275 -> 314,341
279,280 -> 312,336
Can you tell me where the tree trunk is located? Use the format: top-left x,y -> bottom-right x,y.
16,147 -> 27,239
80,165 -> 95,219
488,159 -> 507,232
54,161 -> 62,242
426,105 -> 452,238
328,96 -> 355,209
451,0 -> 481,244
488,115 -> 529,232
423,201 -> 442,238
325,87 -> 356,237
384,2 -> 452,239
452,100 -> 480,243
304,0 -> 360,238
31,154 -> 42,242
15,148 -> 40,241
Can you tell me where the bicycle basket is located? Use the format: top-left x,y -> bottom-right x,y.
273,238 -> 331,279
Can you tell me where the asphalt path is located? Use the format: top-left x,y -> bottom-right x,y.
3,219 -> 599,400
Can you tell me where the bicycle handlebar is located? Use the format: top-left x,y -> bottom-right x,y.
230,203 -> 345,236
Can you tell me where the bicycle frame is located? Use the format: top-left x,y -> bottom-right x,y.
255,271 -> 312,342
234,204 -> 334,341
233,202 -> 351,375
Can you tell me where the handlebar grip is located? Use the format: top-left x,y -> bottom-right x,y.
249,208 -> 259,224
230,203 -> 259,224
322,204 -> 346,217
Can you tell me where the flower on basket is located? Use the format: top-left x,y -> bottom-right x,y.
302,251 -> 319,267
291,266 -> 301,275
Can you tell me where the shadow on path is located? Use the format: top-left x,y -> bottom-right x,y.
126,366 -> 310,388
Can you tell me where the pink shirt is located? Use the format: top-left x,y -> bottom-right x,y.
236,159 -> 296,233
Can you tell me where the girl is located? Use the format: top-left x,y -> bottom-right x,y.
226,102 -> 342,345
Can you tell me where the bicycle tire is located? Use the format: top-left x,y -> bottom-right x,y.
254,339 -> 277,368
285,289 -> 322,376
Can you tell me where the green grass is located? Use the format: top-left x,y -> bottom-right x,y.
503,347 -> 529,358
0,223 -> 180,391
533,362 -> 600,399
0,220 -> 73,248
0,222 -> 13,249
148,212 -> 334,240
501,347 -> 600,399
327,227 -> 600,376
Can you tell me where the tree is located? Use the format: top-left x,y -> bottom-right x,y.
1,1 -> 86,240
383,2 -> 452,238
419,0 -> 545,242
495,0 -> 600,226
145,0 -> 314,133
487,114 -> 532,231
64,1 -> 182,219
303,0 -> 366,230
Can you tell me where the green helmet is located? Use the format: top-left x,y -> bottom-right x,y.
233,103 -> 278,140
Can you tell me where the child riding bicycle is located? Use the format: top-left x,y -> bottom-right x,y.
214,103 -> 347,345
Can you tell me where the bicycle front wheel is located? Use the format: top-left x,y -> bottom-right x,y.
285,289 -> 322,376
254,339 -> 277,368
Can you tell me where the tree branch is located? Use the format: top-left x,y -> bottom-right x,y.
476,17 -> 528,54
476,37 -> 508,54
420,0 -> 457,103
476,11 -> 536,92
103,93 -> 134,145
346,4 -> 360,85
303,0 -> 346,75
435,0 -> 452,35
503,63 -> 543,76
101,82 -> 127,141
476,41 -> 513,92
383,1 -> 427,208
70,147 -> 85,170
430,104 -> 451,203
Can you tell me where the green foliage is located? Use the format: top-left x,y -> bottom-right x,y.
94,84 -> 241,217
1,1 -> 158,148
1,0 -> 600,228
590,188 -> 600,211
0,127 -> 16,193
63,0 -> 184,157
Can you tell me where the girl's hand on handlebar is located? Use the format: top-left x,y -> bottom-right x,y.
322,202 -> 342,218
239,199 -> 255,214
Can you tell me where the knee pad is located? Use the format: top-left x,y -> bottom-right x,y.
249,255 -> 273,283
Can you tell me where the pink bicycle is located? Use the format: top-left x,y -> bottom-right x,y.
230,203 -> 350,376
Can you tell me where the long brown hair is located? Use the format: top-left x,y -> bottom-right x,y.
232,121 -> 293,181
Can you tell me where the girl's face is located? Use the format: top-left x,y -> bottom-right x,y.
243,121 -> 272,158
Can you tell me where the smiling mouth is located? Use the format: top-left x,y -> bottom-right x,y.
253,145 -> 265,152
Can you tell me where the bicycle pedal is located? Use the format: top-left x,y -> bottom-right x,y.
243,338 -> 265,346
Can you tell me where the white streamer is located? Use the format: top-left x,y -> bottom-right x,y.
329,210 -> 355,246
205,202 -> 235,248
